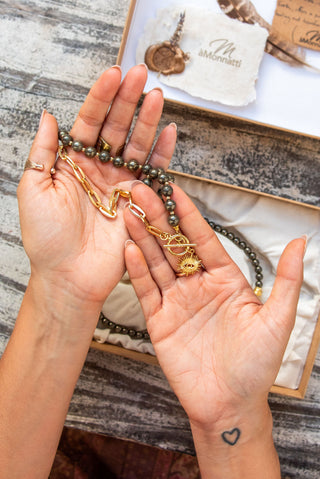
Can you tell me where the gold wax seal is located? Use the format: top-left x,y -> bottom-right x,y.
144,12 -> 189,76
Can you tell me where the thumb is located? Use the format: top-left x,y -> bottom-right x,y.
20,110 -> 59,184
264,237 -> 306,338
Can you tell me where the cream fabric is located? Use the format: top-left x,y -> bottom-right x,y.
94,175 -> 320,390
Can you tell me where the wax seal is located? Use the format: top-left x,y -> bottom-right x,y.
144,12 -> 190,76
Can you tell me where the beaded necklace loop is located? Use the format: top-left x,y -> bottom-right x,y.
57,130 -> 263,294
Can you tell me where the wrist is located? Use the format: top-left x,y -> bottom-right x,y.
190,400 -> 280,479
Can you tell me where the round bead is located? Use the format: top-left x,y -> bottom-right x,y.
135,332 -> 143,339
84,146 -> 97,158
208,221 -> 215,228
239,241 -> 246,249
127,159 -> 140,172
165,199 -> 176,211
142,177 -> 153,187
255,280 -> 263,288
121,327 -> 128,335
254,287 -> 262,297
72,140 -> 83,152
167,173 -> 175,182
256,273 -> 263,281
98,150 -> 110,163
148,168 -> 159,179
141,164 -> 151,175
255,265 -> 262,273
214,225 -> 222,232
233,237 -> 240,245
158,173 -> 169,184
221,228 -> 228,236
168,214 -> 179,227
249,252 -> 256,260
128,329 -> 136,337
107,321 -> 116,330
157,167 -> 165,176
113,156 -> 125,168
59,130 -> 69,140
61,134 -> 73,146
227,232 -> 235,240
244,246 -> 251,255
143,332 -> 150,340
114,325 -> 122,333
161,184 -> 173,196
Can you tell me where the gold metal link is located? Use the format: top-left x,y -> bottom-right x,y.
88,190 -> 102,208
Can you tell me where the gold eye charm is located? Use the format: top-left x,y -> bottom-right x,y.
177,252 -> 203,277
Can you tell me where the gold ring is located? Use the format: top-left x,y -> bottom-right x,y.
24,159 -> 44,172
97,136 -> 112,153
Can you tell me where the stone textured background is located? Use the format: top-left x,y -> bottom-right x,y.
0,1 -> 320,477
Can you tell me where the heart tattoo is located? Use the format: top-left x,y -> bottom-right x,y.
221,428 -> 241,446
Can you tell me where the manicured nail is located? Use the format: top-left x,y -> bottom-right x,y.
125,239 -> 135,248
301,235 -> 308,256
138,62 -> 148,70
169,122 -> 177,130
38,109 -> 47,128
131,180 -> 143,188
111,64 -> 122,72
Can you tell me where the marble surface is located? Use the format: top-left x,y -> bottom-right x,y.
0,1 -> 320,477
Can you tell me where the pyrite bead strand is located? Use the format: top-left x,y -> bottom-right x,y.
97,312 -> 150,341
59,130 -> 177,228
205,218 -> 263,296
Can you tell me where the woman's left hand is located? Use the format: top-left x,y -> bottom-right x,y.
18,64 -> 176,313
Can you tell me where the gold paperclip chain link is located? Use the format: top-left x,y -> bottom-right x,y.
57,146 -> 132,219
57,146 -> 203,277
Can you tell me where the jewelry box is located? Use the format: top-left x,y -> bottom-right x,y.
91,0 -> 320,399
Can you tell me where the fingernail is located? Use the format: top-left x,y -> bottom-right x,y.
39,109 -> 47,128
131,180 -> 143,188
138,63 -> 148,70
111,64 -> 122,72
301,234 -> 309,256
152,87 -> 163,95
169,122 -> 177,130
125,239 -> 135,248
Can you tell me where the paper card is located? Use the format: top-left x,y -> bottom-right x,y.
136,6 -> 268,107
272,0 -> 320,51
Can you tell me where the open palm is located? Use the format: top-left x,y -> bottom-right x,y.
18,65 -> 176,308
125,182 -> 305,425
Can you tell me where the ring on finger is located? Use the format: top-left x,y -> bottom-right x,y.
24,159 -> 44,172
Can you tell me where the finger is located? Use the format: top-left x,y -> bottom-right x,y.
146,122 -> 177,178
99,64 -> 148,156
263,237 -> 305,335
124,206 -> 176,291
125,240 -> 162,320
122,88 -> 164,164
70,66 -> 122,144
20,111 -> 58,181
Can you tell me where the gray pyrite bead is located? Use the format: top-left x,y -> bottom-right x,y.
142,177 -> 152,187
165,199 -> 176,211
127,159 -> 140,171
113,156 -> 125,168
72,140 -> 83,152
61,134 -> 72,146
84,146 -> 97,158
168,214 -> 179,227
161,184 -> 173,196
148,168 -> 159,179
98,150 -> 110,163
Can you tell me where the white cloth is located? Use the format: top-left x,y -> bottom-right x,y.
94,174 -> 320,390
